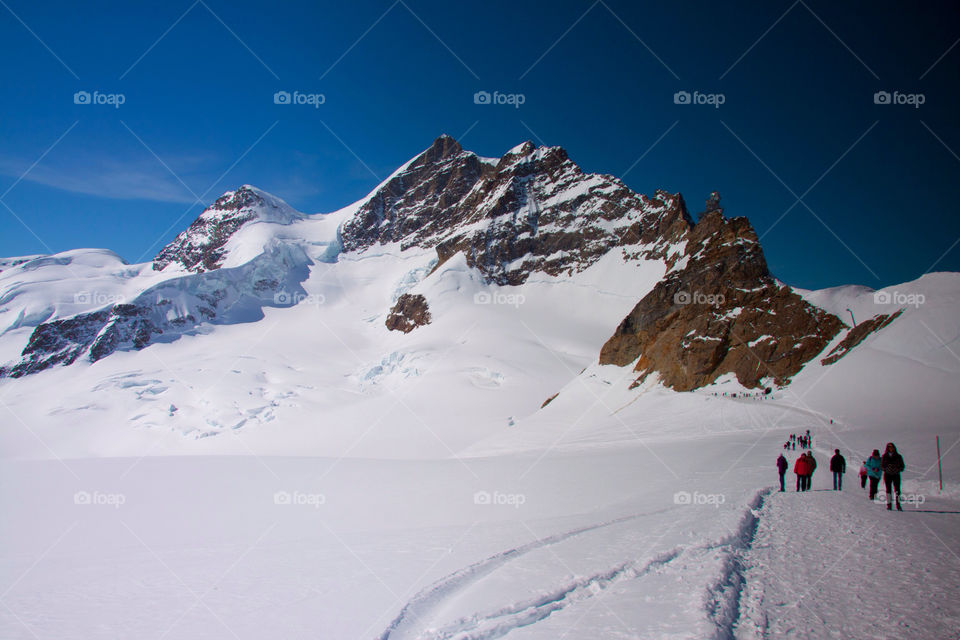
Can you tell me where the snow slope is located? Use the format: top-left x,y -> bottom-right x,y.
0,138 -> 958,639
2,418 -> 957,639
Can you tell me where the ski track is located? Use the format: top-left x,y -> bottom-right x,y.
379,491 -> 772,640
705,489 -> 770,640
377,511 -> 665,640
417,549 -> 683,640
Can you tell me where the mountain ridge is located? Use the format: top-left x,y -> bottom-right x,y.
0,136 -> 949,399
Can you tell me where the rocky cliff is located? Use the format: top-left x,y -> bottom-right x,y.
599,206 -> 845,390
341,135 -> 693,285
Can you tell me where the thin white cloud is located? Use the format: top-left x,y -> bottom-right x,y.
0,154 -> 208,204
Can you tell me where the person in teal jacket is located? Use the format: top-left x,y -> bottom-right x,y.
865,449 -> 883,500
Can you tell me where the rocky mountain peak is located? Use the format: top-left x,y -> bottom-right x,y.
699,191 -> 723,220
423,134 -> 463,161
500,140 -> 536,160
153,185 -> 302,273
599,205 -> 843,390
341,137 -> 693,284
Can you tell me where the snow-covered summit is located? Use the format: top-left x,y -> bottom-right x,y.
153,185 -> 305,273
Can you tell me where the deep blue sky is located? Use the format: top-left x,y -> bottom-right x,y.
0,0 -> 957,289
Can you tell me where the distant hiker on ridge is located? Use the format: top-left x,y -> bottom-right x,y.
865,449 -> 883,500
830,449 -> 846,490
777,453 -> 788,492
881,442 -> 906,511
858,461 -> 868,490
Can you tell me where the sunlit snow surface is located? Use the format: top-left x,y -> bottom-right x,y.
1,188 -> 959,638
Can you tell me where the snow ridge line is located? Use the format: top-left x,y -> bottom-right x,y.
376,510 -> 669,640
705,488 -> 770,640
419,547 -> 683,640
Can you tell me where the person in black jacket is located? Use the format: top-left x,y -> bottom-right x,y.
829,449 -> 846,490
881,442 -> 905,511
806,452 -> 817,490
776,453 -> 788,492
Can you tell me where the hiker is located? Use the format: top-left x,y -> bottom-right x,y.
858,461 -> 868,489
784,441 -> 790,450
806,451 -> 817,490
794,454 -> 810,492
777,453 -> 788,492
881,442 -> 905,511
865,449 -> 883,500
792,441 -> 796,451
830,449 -> 846,490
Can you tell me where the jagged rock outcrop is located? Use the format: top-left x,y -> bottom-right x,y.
385,294 -> 432,333
702,191 -> 722,218
821,311 -> 902,365
599,210 -> 845,390
154,185 -> 302,272
341,135 -> 693,285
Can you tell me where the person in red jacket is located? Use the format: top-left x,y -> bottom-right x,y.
794,454 -> 811,492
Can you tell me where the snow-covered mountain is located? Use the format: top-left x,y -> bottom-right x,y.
0,135 -> 957,458
3,137 -> 959,640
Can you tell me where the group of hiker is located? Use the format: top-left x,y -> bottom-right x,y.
775,440 -> 907,511
782,430 -> 813,451
857,443 -> 907,510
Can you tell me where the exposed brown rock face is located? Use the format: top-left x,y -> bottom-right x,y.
541,392 -> 559,408
385,294 -> 432,333
341,135 -> 694,285
342,136 -> 491,255
599,211 -> 845,390
821,311 -> 902,365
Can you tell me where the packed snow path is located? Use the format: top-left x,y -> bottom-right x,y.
736,482 -> 960,639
